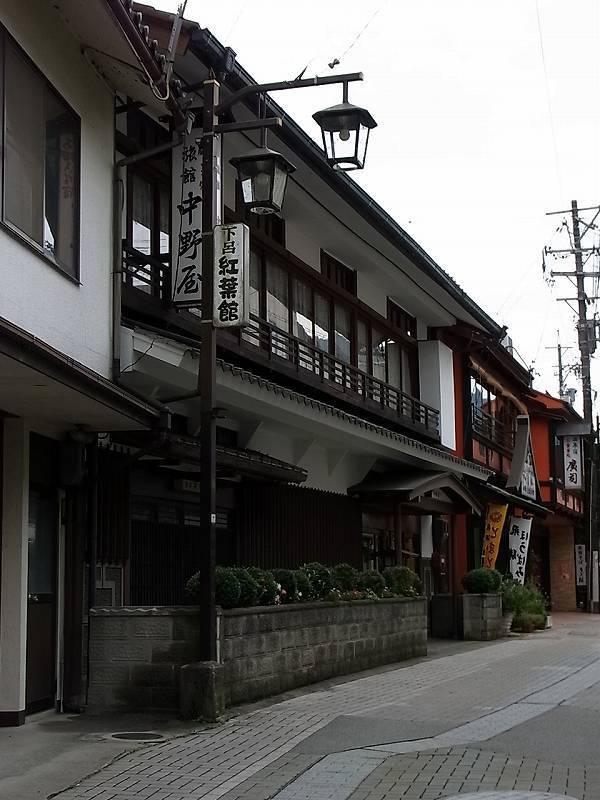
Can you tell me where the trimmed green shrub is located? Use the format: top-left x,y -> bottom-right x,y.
301,563 -> 333,599
501,579 -> 547,617
215,566 -> 241,609
462,568 -> 502,594
512,612 -> 546,632
293,569 -> 311,601
358,569 -> 386,597
332,563 -> 359,592
383,566 -> 421,597
247,567 -> 278,605
232,567 -> 260,607
271,568 -> 297,603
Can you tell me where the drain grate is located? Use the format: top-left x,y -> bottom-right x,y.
110,731 -> 165,742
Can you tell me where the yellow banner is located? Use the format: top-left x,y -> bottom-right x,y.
482,503 -> 508,568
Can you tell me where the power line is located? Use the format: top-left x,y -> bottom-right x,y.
535,0 -> 563,196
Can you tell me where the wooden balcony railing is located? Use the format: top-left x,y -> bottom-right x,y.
121,244 -> 441,440
122,245 -> 171,300
236,318 -> 440,438
471,404 -> 515,451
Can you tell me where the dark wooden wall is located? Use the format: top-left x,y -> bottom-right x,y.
237,484 -> 362,569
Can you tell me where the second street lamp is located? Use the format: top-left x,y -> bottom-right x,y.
312,81 -> 377,171
230,135 -> 296,216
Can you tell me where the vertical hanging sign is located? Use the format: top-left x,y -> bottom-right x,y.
508,516 -> 532,584
563,435 -> 582,490
481,503 -> 508,569
213,223 -> 250,327
575,544 -> 587,586
172,136 -> 203,306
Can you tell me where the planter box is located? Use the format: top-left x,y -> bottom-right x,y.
88,598 -> 428,713
220,597 -> 427,706
462,593 -> 503,641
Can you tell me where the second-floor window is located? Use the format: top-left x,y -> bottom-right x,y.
1,29 -> 80,278
243,246 -> 419,398
470,374 -> 518,449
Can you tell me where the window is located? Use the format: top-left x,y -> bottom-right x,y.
2,32 -> 80,278
321,251 -> 356,295
388,300 -> 417,338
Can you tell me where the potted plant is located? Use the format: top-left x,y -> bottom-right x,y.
461,568 -> 503,640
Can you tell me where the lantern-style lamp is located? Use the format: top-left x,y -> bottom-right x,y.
313,82 -> 377,171
230,135 -> 296,215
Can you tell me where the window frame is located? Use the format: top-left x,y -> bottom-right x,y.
0,25 -> 81,281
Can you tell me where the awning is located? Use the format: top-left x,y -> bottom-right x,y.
112,430 -> 308,484
473,482 -> 552,518
0,316 -> 159,431
349,470 -> 483,515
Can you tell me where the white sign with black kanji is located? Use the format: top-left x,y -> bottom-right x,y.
172,135 -> 202,306
508,515 -> 532,584
213,223 -> 250,327
563,435 -> 582,490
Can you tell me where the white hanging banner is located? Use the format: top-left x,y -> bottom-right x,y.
563,435 -> 583,490
172,136 -> 202,306
575,544 -> 587,586
508,516 -> 533,584
213,223 -> 250,327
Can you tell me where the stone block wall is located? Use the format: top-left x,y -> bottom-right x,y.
87,607 -> 201,711
549,526 -> 577,611
462,593 -> 503,641
220,598 -> 427,705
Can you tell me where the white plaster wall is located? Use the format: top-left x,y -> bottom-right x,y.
356,272 -> 387,318
285,219 -> 321,272
0,2 -> 114,377
418,340 -> 456,450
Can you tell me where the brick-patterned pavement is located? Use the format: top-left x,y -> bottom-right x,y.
52,614 -> 600,800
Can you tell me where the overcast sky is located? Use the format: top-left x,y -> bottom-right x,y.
155,0 -> 600,415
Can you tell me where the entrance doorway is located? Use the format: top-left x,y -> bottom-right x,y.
26,487 -> 57,713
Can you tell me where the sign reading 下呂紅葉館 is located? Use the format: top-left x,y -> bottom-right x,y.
482,503 -> 508,569
508,515 -> 532,584
563,435 -> 582,490
172,135 -> 202,307
213,223 -> 250,327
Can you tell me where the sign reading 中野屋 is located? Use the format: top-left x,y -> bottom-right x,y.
563,435 -> 582,490
508,515 -> 532,584
482,503 -> 508,569
213,223 -> 250,327
172,136 -> 203,307
575,544 -> 587,586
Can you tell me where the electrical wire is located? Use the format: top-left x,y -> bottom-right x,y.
535,0 -> 563,196
330,1 -> 389,66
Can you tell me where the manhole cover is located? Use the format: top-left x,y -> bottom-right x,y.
110,731 -> 165,742
443,793 -> 578,799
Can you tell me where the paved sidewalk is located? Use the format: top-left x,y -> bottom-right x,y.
47,613 -> 600,800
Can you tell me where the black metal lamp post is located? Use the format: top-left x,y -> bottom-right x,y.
312,81 -> 377,171
196,72 -> 375,663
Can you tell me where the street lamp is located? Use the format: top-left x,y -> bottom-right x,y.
195,72 -> 374,666
313,81 -> 377,171
230,136 -> 296,215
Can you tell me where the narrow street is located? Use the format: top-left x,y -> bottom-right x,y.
3,614 -> 596,800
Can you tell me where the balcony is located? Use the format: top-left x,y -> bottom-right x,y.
121,245 -> 441,442
471,404 -> 515,451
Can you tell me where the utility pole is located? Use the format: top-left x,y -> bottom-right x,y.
572,200 -> 593,424
545,200 -> 600,613
545,200 -> 600,423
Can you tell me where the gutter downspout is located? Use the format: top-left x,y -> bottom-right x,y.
112,163 -> 125,380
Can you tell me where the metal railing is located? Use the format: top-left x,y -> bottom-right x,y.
471,404 -> 515,450
239,318 -> 440,437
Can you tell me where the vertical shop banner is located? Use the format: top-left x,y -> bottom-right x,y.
482,503 -> 508,569
508,516 -> 532,584
563,435 -> 582,490
172,135 -> 203,306
575,544 -> 587,586
213,223 -> 250,327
